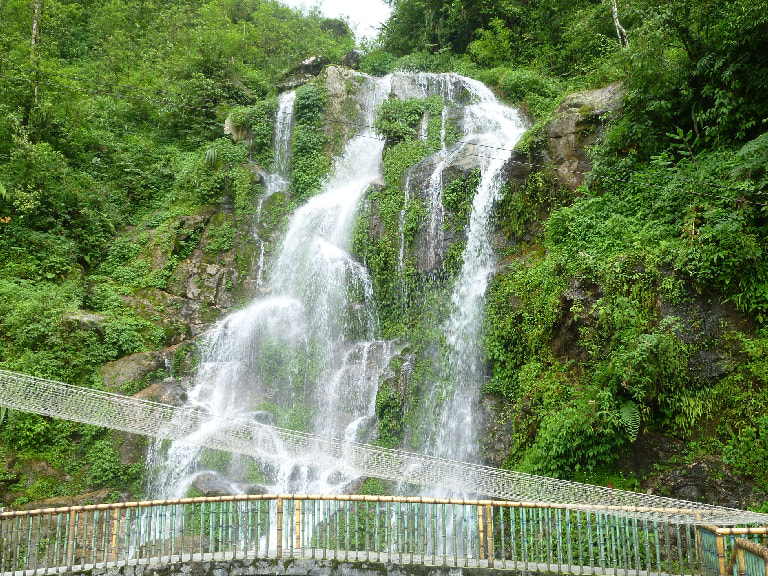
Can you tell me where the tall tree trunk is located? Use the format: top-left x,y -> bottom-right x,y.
30,0 -> 42,105
611,0 -> 628,47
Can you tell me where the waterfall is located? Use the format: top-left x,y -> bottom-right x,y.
149,75 -> 394,498
390,74 -> 526,488
149,70 -> 524,500
263,90 -> 296,197
430,79 -> 525,469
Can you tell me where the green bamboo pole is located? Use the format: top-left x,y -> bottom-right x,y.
653,518 -> 662,575
596,511 -> 605,575
566,508 -> 573,572
25,512 -> 34,570
664,518 -> 672,574
438,502 -> 444,566
511,506 -> 518,569
554,508 -> 560,571
586,512 -> 594,572
576,510 -> 584,575
643,517 -> 652,575
463,505 -> 469,568
12,515 -> 20,572
431,502 -> 437,566
521,506 -> 528,571
676,521 -> 684,576
632,514 -> 641,575
687,523 -> 697,576
199,502 -> 205,557
74,510 -> 82,567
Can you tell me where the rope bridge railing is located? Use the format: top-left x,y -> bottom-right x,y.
0,494 -> 749,575
1,369 -> 767,528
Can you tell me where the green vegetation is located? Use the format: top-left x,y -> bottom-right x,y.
290,83 -> 331,203
0,0 -> 354,505
369,0 -> 768,498
0,0 -> 766,509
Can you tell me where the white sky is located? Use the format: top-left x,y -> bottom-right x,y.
280,0 -> 392,40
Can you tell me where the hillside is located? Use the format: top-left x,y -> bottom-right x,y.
1,0 -> 767,510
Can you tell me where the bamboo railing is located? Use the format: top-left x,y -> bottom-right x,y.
3,494 -> 762,576
699,525 -> 768,576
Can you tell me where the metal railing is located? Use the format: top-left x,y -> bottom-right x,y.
3,494 -> 759,576
699,526 -> 768,576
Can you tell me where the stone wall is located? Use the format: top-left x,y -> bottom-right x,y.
68,558 -> 547,576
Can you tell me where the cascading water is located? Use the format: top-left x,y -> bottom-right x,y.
393,74 -> 526,485
149,70 -> 525,502
149,74 -> 394,498
254,91 -> 296,288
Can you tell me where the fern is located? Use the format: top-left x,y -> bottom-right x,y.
619,401 -> 641,442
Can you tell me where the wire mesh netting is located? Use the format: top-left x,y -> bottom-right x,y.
1,369 -> 766,526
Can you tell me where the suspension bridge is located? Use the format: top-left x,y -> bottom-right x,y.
0,369 -> 767,576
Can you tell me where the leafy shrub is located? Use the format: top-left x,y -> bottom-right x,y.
205,221 -> 236,252
227,97 -> 279,167
293,85 -> 326,123
375,98 -> 429,143
87,439 -> 124,488
359,50 -> 397,76
497,68 -> 561,119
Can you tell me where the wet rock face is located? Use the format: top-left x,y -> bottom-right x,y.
406,155 -> 483,274
659,287 -> 753,385
551,279 -> 603,363
630,433 -> 763,510
544,82 -> 623,190
191,472 -> 236,497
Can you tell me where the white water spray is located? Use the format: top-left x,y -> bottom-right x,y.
149,75 -> 395,498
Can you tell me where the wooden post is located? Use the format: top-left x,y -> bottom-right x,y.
66,511 -> 76,568
716,534 -> 727,576
478,505 -> 486,560
736,547 -> 746,576
295,500 -> 301,551
276,497 -> 283,558
485,504 -> 494,568
111,508 -> 119,562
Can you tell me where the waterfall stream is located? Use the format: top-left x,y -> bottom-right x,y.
149,71 -> 524,499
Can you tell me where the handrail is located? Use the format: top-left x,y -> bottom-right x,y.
727,537 -> 768,576
0,493 -> 733,575
2,368 -> 767,526
0,493 -> 731,520
700,525 -> 768,576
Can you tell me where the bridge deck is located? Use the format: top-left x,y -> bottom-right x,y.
1,549 -> 669,576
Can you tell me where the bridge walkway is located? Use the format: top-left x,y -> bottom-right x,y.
1,495 -> 767,576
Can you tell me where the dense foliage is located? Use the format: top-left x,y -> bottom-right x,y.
0,0 -> 352,505
0,0 -> 767,508
370,0 -> 768,498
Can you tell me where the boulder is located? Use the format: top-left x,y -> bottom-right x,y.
132,378 -> 188,405
341,50 -> 362,70
99,349 -> 173,392
544,82 -> 623,190
191,472 -> 236,497
278,56 -> 330,90
224,115 -> 250,143
61,310 -> 107,333
299,55 -> 329,76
